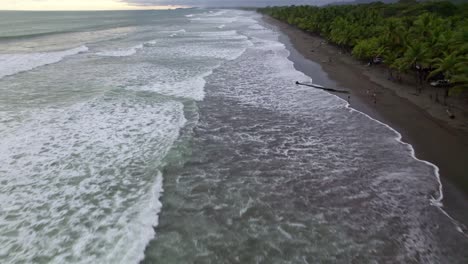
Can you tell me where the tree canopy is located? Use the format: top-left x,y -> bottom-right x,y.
258,1 -> 468,94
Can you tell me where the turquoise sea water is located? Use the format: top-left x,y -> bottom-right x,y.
0,9 -> 466,263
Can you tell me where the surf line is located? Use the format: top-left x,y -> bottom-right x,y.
295,81 -> 349,94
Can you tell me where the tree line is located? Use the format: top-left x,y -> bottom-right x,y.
258,1 -> 468,97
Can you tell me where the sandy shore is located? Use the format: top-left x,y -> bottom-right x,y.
262,16 -> 468,227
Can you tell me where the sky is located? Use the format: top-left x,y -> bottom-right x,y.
0,0 -> 185,10
0,0 -> 336,10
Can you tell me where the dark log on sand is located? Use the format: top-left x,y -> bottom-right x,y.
446,109 -> 455,119
295,81 -> 350,94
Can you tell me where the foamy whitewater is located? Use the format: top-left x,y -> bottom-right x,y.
0,9 -> 467,264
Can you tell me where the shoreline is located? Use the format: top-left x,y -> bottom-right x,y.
261,16 -> 468,227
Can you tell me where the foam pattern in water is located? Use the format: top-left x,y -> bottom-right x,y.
0,93 -> 185,263
142,11 -> 468,264
118,30 -> 251,101
96,44 -> 144,57
0,46 -> 88,80
0,9 -> 255,264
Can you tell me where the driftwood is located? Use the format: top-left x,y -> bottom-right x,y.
295,81 -> 350,94
446,109 -> 455,119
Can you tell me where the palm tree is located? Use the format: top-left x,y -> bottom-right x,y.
403,41 -> 431,90
450,74 -> 468,95
383,18 -> 405,50
383,50 -> 398,80
391,57 -> 409,83
429,52 -> 466,81
412,13 -> 437,39
259,2 -> 467,100
451,24 -> 468,53
428,51 -> 468,100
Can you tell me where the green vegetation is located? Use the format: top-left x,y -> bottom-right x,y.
258,1 -> 468,96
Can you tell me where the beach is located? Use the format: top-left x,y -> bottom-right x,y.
262,15 -> 468,227
2,9 -> 468,263
145,11 -> 468,263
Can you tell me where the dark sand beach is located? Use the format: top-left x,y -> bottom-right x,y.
262,16 -> 468,228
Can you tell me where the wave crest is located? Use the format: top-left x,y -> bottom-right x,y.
0,46 -> 88,80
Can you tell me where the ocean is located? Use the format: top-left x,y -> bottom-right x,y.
0,9 -> 466,264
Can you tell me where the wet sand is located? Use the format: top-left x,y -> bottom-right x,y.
262,16 -> 468,227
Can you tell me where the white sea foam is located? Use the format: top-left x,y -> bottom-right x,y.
0,45 -> 88,79
163,29 -> 186,37
235,16 -> 258,24
251,16 -> 466,235
0,9 -> 264,264
248,24 -> 266,30
143,40 -> 158,47
127,70 -> 212,101
185,14 -> 194,17
195,17 -> 237,24
197,30 -> 240,37
105,172 -> 164,263
209,12 -> 466,237
0,96 -> 186,263
206,10 -> 227,17
149,30 -> 250,61
96,44 -> 144,57
124,30 -> 250,103
340,99 -> 467,235
179,43 -> 248,61
1,9 -> 463,263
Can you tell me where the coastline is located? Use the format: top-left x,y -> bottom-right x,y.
261,16 -> 468,227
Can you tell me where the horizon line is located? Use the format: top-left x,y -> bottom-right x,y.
0,4 -> 192,12
0,8 -> 191,12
